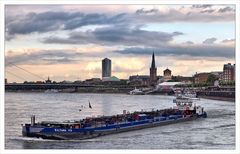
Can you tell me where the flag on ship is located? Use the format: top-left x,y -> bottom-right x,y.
89,101 -> 92,109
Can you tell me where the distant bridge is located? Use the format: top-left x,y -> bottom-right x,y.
5,83 -> 102,91
5,83 -> 139,92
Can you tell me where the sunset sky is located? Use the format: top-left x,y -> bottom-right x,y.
5,5 -> 235,82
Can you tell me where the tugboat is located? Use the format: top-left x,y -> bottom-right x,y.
22,96 -> 207,140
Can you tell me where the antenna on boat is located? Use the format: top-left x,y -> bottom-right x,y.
31,115 -> 35,126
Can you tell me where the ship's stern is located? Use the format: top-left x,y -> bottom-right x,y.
22,124 -> 45,138
22,124 -> 29,137
22,124 -> 36,137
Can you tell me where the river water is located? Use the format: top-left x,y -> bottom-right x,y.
5,92 -> 235,149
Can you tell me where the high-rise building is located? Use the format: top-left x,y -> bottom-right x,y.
222,63 -> 235,82
102,58 -> 111,78
150,52 -> 157,85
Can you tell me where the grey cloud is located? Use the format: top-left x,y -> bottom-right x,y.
192,5 -> 212,9
5,33 -> 15,41
6,11 -> 127,38
115,45 -> 234,59
43,31 -> 97,44
136,8 -> 159,15
218,7 -> 234,13
185,41 -> 194,45
6,6 -> 234,40
5,49 -> 82,65
172,32 -> 184,35
6,12 -> 72,35
221,39 -> 235,43
42,26 -> 184,47
135,8 -> 234,23
200,9 -> 215,13
92,27 -> 183,44
42,57 -> 77,64
63,13 -> 127,30
202,37 -> 217,44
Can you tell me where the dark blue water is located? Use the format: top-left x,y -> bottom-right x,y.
5,92 -> 235,149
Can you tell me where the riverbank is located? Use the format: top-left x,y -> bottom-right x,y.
5,90 -> 235,102
196,91 -> 235,102
198,96 -> 235,102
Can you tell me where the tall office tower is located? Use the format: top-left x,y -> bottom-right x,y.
102,58 -> 111,78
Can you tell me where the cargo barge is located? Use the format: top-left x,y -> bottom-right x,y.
22,96 -> 207,140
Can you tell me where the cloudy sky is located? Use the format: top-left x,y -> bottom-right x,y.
5,5 -> 235,82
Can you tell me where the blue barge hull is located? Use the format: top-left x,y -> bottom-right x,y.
22,114 -> 206,140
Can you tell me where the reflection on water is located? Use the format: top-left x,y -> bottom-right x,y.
5,92 -> 235,149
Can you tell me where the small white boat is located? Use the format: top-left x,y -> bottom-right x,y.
183,91 -> 197,98
174,89 -> 199,100
44,89 -> 59,93
129,88 -> 144,95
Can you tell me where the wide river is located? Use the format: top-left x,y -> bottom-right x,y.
5,92 -> 235,149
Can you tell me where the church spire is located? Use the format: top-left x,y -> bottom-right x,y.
151,52 -> 156,68
150,52 -> 157,86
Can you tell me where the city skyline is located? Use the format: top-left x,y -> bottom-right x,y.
5,52 -> 235,83
5,5 -> 235,82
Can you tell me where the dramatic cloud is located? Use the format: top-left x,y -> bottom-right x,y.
5,5 -> 235,40
218,7 -> 235,13
115,44 -> 234,59
6,11 -> 127,37
202,37 -> 217,44
135,7 -> 234,23
42,26 -> 183,46
5,49 -> 83,65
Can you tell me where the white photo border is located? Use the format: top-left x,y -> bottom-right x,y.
0,1 -> 239,154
